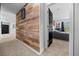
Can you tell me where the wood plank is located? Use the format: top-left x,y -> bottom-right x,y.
16,3 -> 40,51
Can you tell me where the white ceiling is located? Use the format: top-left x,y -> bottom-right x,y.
1,3 -> 26,13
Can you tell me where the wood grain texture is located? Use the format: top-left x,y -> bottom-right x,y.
16,3 -> 40,51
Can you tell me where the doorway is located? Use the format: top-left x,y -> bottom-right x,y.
45,3 -> 73,56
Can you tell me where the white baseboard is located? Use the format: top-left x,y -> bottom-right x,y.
17,39 -> 42,55
39,48 -> 44,55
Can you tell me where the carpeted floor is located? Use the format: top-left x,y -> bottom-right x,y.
0,39 -> 69,56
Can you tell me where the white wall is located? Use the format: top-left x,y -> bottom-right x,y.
39,4 -> 47,53
74,3 -> 79,56
0,4 -> 1,34
69,4 -> 74,56
0,4 -> 16,43
49,3 -> 72,20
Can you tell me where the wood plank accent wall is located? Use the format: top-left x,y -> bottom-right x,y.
16,3 -> 40,51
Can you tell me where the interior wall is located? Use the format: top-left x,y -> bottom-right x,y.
0,4 -> 16,42
74,3 -> 79,56
40,3 -> 47,49
48,3 -> 72,20
16,3 -> 40,52
48,3 -> 73,33
69,3 -> 74,56
0,4 -> 1,34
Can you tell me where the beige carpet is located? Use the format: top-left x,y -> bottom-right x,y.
0,39 -> 69,56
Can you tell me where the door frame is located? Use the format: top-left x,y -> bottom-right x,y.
45,3 -> 74,56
